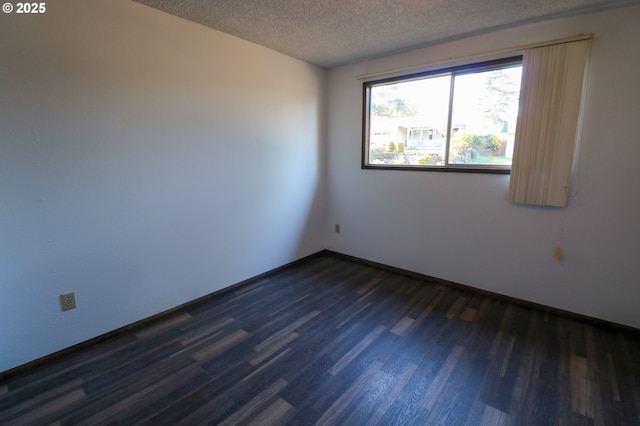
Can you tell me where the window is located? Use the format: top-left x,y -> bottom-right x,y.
362,57 -> 523,173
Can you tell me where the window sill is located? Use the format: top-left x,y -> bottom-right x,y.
361,164 -> 511,174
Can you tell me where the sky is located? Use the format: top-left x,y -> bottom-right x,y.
372,65 -> 522,135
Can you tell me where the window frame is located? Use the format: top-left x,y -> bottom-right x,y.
362,56 -> 523,174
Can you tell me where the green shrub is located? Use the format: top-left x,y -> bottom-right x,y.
369,146 -> 386,162
482,134 -> 504,152
417,156 -> 433,165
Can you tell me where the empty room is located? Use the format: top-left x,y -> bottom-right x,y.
1,0 -> 639,424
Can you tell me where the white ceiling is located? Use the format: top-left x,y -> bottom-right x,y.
131,0 -> 639,68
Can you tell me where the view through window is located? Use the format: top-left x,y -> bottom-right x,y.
363,57 -> 523,172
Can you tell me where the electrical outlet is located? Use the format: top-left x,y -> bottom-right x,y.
554,247 -> 563,261
60,292 -> 77,311
335,224 -> 341,233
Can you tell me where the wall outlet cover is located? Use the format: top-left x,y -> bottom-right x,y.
60,292 -> 77,311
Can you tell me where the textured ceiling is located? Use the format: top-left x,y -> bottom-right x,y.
131,0 -> 639,68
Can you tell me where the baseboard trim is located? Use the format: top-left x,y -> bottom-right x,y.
4,248 -> 637,379
0,250 -> 327,380
326,250 -> 640,336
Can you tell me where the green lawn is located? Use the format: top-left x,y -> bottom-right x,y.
467,156 -> 512,165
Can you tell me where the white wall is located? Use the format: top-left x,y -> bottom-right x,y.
327,5 -> 640,328
0,0 -> 326,373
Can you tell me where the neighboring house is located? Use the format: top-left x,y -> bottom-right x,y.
370,116 -> 465,155
369,116 -> 408,147
408,125 -> 445,150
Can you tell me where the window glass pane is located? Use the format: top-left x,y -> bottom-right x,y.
448,66 -> 522,166
369,75 -> 451,166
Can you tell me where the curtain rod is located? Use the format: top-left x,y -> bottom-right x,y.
356,33 -> 594,81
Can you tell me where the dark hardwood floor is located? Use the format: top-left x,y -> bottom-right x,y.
1,252 -> 639,425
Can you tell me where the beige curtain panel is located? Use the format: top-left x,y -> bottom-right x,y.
508,39 -> 592,207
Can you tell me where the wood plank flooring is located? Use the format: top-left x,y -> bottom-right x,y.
1,251 -> 639,425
